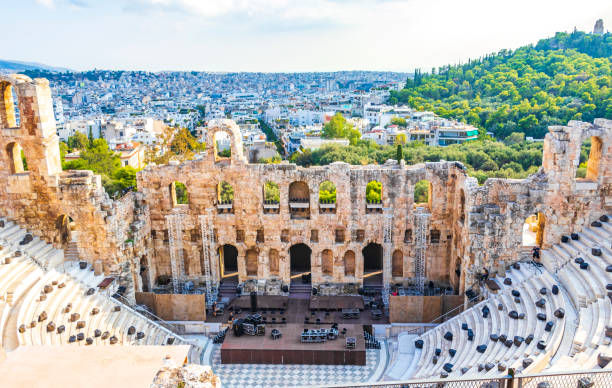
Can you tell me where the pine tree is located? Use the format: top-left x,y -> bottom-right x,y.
396,144 -> 403,162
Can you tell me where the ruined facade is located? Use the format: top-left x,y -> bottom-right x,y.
1,74 -> 611,299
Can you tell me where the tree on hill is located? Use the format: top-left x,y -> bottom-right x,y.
322,112 -> 361,145
67,132 -> 88,150
389,29 -> 612,139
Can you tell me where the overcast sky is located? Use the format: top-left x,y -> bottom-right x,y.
4,0 -> 612,72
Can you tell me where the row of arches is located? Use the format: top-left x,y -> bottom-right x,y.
217,243 -> 408,284
168,179 -> 433,208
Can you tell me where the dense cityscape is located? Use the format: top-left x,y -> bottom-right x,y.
3,69 -> 487,170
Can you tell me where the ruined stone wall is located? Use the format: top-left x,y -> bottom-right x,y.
0,75 -> 135,276
138,120 -> 469,290
1,76 -> 611,298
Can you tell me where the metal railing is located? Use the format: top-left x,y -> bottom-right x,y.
310,368 -> 612,388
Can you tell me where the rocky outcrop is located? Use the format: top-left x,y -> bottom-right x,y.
150,357 -> 221,388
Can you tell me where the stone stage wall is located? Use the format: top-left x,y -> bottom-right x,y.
1,74 -> 611,302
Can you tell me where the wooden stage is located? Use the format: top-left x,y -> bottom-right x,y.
221,323 -> 366,365
229,295 -> 288,310
309,295 -> 364,310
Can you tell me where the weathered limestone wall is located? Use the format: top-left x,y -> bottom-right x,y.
135,292 -> 206,321
0,74 -> 137,277
138,120 -> 468,290
388,295 -> 464,323
1,76 -> 611,299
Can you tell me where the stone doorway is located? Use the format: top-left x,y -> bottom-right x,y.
289,243 -> 311,284
362,243 -> 383,285
220,244 -> 238,281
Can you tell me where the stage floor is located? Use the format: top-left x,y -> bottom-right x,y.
207,296 -> 388,325
221,323 -> 366,365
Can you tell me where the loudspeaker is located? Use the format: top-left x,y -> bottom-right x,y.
312,287 -> 318,296
250,291 -> 257,312
232,319 -> 244,336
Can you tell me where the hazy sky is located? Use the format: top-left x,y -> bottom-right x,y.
4,0 -> 612,72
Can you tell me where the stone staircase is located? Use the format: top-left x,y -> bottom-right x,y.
290,283 -> 311,298
64,241 -> 80,262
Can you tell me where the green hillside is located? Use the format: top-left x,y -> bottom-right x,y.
389,30 -> 612,139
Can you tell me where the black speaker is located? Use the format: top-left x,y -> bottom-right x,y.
312,287 -> 318,296
282,285 -> 289,293
250,291 -> 257,312
232,319 -> 244,336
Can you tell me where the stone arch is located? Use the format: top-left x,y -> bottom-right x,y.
321,249 -> 333,276
392,249 -> 403,277
269,248 -> 279,276
362,242 -> 383,284
576,135 -> 603,181
365,180 -> 382,213
344,250 -> 356,276
522,212 -> 546,247
414,179 -> 432,209
217,181 -> 234,213
214,131 -> 231,159
263,180 -> 280,203
55,214 -> 73,247
6,142 -> 27,174
245,248 -> 258,276
169,181 -> 189,206
289,243 -> 311,282
319,180 -> 336,214
219,244 -> 238,278
0,81 -> 20,128
204,119 -> 247,164
289,181 -> 310,219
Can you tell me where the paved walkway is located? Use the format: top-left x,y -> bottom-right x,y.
209,344 -> 383,387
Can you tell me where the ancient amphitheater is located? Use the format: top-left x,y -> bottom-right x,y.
1,73 -> 612,387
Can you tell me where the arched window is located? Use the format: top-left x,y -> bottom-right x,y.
392,250 -> 403,277
344,250 -> 355,276
365,180 -> 382,213
263,181 -> 280,214
321,249 -> 333,276
214,131 -> 231,161
55,214 -> 73,246
289,181 -> 310,219
216,181 -> 234,213
169,181 -> 188,206
362,243 -> 383,284
0,82 -> 20,128
576,136 -> 603,181
6,142 -> 27,174
319,180 -> 336,213
414,180 -> 432,209
246,248 -> 258,276
522,212 -> 545,247
269,249 -> 279,275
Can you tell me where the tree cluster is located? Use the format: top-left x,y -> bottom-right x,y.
291,136 -> 544,184
389,30 -> 612,139
61,136 -> 137,197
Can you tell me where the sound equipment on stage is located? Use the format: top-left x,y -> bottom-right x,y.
250,291 -> 257,312
232,319 -> 244,337
312,287 -> 318,296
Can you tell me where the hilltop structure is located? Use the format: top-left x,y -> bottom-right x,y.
594,19 -> 605,35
